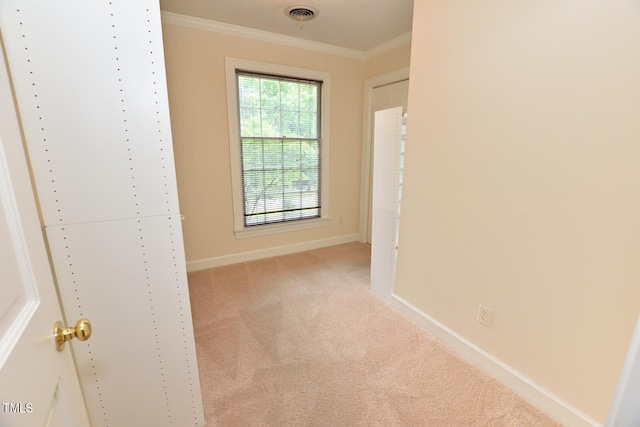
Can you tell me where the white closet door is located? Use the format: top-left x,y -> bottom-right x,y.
1,2 -> 204,426
371,107 -> 404,301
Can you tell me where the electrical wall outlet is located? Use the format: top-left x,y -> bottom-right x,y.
477,304 -> 492,327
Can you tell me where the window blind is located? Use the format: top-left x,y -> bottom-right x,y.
236,70 -> 322,226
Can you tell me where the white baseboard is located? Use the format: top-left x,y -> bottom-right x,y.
186,233 -> 360,272
391,294 -> 602,427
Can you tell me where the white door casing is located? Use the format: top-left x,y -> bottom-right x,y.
1,2 -> 205,426
0,40 -> 91,427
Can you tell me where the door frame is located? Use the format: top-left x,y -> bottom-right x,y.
359,67 -> 410,243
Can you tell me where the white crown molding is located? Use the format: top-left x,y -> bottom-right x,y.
364,32 -> 412,59
161,12 -> 364,59
161,12 -> 410,60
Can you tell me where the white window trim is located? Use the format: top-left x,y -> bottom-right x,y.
225,57 -> 331,239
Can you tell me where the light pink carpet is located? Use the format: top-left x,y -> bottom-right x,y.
188,242 -> 562,426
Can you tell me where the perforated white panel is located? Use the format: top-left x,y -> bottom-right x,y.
371,107 -> 404,301
46,216 -> 202,426
1,1 -> 204,426
4,1 -> 179,226
607,315 -> 640,427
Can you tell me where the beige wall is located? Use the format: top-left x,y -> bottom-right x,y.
396,0 -> 640,423
162,23 -> 410,264
364,43 -> 412,79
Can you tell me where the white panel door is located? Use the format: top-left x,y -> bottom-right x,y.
1,1 -> 204,426
0,42 -> 90,427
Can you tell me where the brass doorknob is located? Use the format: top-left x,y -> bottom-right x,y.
54,319 -> 91,351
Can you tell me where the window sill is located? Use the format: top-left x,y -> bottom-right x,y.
234,217 -> 330,239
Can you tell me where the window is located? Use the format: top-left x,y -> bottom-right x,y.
237,71 -> 321,226
226,58 -> 330,238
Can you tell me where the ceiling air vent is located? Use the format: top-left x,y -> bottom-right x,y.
285,5 -> 319,28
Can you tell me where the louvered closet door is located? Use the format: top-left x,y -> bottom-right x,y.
1,2 -> 205,426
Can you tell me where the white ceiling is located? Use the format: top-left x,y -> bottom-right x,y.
159,0 -> 414,53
